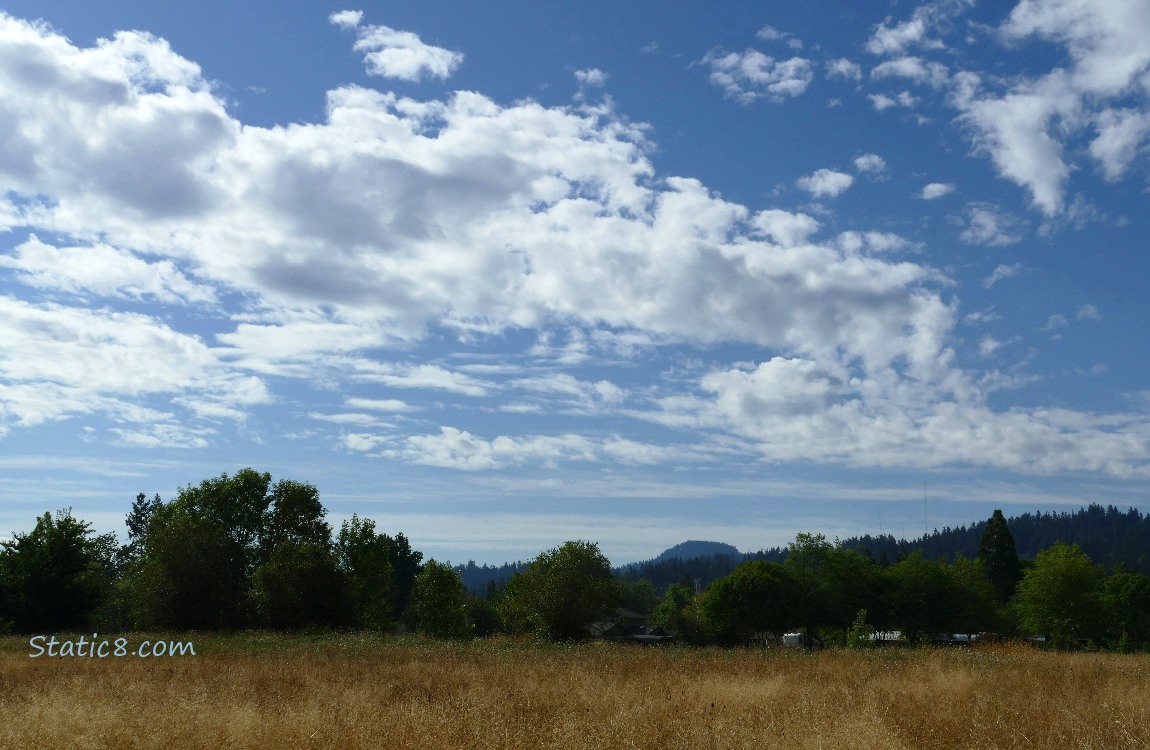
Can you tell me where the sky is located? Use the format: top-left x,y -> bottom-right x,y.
1,0 -> 1149,566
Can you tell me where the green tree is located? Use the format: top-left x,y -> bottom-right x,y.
409,559 -> 470,639
949,554 -> 1003,636
886,552 -> 958,644
499,540 -> 619,640
383,532 -> 423,624
1014,542 -> 1106,649
1102,569 -> 1150,652
784,534 -> 885,645
701,560 -> 799,646
335,515 -> 397,631
123,492 -> 162,565
846,609 -> 875,650
977,509 -> 1023,604
259,480 -> 331,563
650,582 -> 708,642
0,510 -> 114,633
250,541 -> 346,630
128,504 -> 239,629
127,469 -> 273,629
617,576 -> 659,615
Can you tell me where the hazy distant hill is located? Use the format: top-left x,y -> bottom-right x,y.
650,540 -> 741,564
458,504 -> 1150,596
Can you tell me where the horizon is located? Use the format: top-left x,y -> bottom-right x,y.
2,0 -> 1149,566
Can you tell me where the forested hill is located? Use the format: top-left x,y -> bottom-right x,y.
842,504 -> 1150,574
456,505 -> 1149,595
610,504 -> 1149,595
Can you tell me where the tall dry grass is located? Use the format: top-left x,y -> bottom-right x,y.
2,633 -> 1147,749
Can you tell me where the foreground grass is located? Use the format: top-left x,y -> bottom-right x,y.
2,633 -> 1148,749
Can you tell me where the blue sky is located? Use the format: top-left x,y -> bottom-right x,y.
2,0 -> 1149,565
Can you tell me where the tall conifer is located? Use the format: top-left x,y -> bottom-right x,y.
977,509 -> 1022,603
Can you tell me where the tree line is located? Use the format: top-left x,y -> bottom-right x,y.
2,471 -> 1148,651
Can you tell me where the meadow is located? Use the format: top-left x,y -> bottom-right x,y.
2,633 -> 1148,749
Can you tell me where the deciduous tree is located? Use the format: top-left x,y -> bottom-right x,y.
409,559 -> 470,639
499,540 -> 618,640
1014,542 -> 1105,649
0,509 -> 114,632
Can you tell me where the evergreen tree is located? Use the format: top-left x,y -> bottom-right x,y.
977,509 -> 1023,603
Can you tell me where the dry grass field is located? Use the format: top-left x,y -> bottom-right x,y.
2,632 -> 1148,749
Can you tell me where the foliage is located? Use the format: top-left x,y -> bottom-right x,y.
498,540 -> 619,640
702,560 -> 798,645
250,541 -> 346,630
886,552 -> 960,644
409,560 -> 470,639
128,505 -> 240,629
1014,542 -> 1106,649
259,480 -> 331,564
846,609 -> 875,649
336,515 -> 397,631
977,509 -> 1023,603
616,576 -> 659,615
1102,569 -> 1150,652
0,509 -> 114,633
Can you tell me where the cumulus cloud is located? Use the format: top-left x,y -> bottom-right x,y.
796,169 -> 855,198
332,13 -> 463,81
919,182 -> 955,199
853,153 -> 887,175
952,1 -> 1150,215
574,68 -> 607,88
825,58 -> 862,80
703,49 -> 813,104
2,10 -> 1148,478
868,91 -> 918,111
865,0 -> 969,56
0,236 -> 215,304
962,205 -> 1025,246
871,56 -> 949,88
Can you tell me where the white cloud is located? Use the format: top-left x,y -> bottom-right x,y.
1090,108 -> 1150,181
335,17 -> 463,81
703,49 -> 813,104
919,182 -> 955,199
865,1 -> 970,56
2,10 -> 1148,480
978,335 -> 1004,357
328,10 -> 363,30
867,91 -> 918,111
954,71 -> 1077,216
0,236 -> 215,304
951,1 -> 1150,215
825,58 -> 862,81
574,68 -> 608,88
853,153 -> 887,175
982,263 -> 1022,289
796,169 -> 854,198
1077,304 -> 1102,321
962,205 -> 1025,246
0,296 -> 268,432
345,397 -> 415,412
871,56 -> 949,88
756,25 -> 786,41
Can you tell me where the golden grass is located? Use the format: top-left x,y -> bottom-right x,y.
2,633 -> 1148,749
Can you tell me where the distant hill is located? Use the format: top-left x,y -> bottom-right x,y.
458,504 -> 1150,597
650,540 -> 741,564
